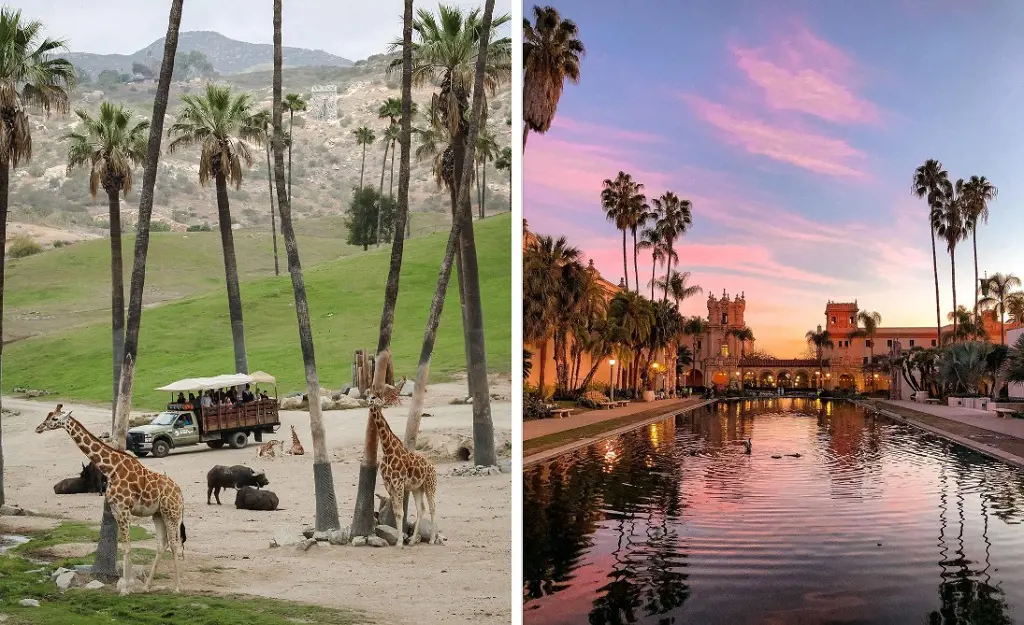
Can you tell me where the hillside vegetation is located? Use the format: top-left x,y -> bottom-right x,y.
3,215 -> 511,409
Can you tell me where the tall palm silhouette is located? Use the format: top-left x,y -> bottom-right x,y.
601,171 -> 647,292
523,5 -> 584,151
650,191 -> 692,301
912,160 -> 952,347
961,175 -> 997,322
934,180 -> 967,341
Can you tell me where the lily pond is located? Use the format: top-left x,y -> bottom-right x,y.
523,398 -> 1024,624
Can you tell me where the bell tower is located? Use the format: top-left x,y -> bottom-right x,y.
825,300 -> 859,334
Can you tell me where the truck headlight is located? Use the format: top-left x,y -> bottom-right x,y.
144,434 -> 153,442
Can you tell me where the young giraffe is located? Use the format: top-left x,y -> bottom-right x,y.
286,425 -> 304,455
35,405 -> 186,594
257,439 -> 283,458
369,387 -> 437,547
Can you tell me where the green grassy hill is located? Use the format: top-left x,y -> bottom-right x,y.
3,214 -> 510,409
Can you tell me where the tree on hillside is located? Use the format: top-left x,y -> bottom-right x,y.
523,5 -> 584,151
378,96 -> 417,198
131,61 -> 154,80
912,159 -> 952,350
172,49 -> 215,81
273,0 -> 339,532
168,83 -> 262,374
0,7 -> 76,509
387,3 -> 509,448
283,92 -> 306,207
252,109 -> 280,275
95,0 -> 182,584
353,125 -> 374,189
961,175 -> 998,322
345,186 -> 395,250
475,128 -> 498,218
495,146 -> 511,213
384,122 -> 401,197
63,102 -> 149,422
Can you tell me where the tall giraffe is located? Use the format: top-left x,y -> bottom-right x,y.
368,389 -> 437,547
35,405 -> 186,594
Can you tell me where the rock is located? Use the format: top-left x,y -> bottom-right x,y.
73,565 -> 94,575
84,580 -> 105,590
297,538 -> 317,551
301,526 -> 315,539
351,536 -> 368,547
280,396 -> 303,410
330,391 -> 343,401
340,385 -> 352,395
347,387 -> 362,399
0,504 -> 26,516
313,531 -> 330,542
318,387 -> 331,397
375,524 -> 401,546
272,531 -> 299,547
327,527 -> 350,545
366,535 -> 388,548
51,567 -> 71,580
499,460 -> 512,473
399,382 -> 415,397
55,571 -> 76,591
19,599 -> 39,607
335,394 -> 361,409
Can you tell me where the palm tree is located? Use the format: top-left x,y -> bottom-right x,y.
353,125 -> 374,189
856,310 -> 882,389
384,122 -> 401,196
273,0 -> 339,532
601,171 -> 646,292
654,270 -> 702,311
0,8 -> 75,509
684,316 -> 709,387
523,5 -> 584,151
960,175 -> 997,322
1008,293 -> 1024,326
937,341 -> 989,396
731,326 -> 754,358
805,326 -> 834,388
980,273 -> 1022,345
475,128 -> 498,218
94,0 -> 182,583
607,291 -> 655,393
168,84 -> 262,374
524,235 -> 582,396
638,226 -> 675,301
282,92 -> 306,207
377,97 -> 416,197
650,192 -> 692,301
495,146 -> 511,213
1002,334 -> 1024,388
63,102 -> 148,421
252,110 -> 281,276
934,180 -> 967,342
913,159 -> 952,346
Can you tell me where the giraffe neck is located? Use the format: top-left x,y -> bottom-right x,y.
62,417 -> 126,477
371,407 -> 403,458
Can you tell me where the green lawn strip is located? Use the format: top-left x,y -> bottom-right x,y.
12,522 -> 151,557
0,553 -> 366,625
524,411 -> 672,457
4,214 -> 511,409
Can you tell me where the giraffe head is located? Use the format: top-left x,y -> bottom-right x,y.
35,404 -> 70,434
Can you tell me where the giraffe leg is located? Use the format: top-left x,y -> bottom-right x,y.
427,488 -> 437,545
112,505 -> 133,595
388,487 -> 405,548
144,515 -> 166,591
165,515 -> 182,593
411,489 -> 426,546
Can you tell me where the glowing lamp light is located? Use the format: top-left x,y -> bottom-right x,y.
609,359 -> 616,366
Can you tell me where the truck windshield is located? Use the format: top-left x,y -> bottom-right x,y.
150,413 -> 179,426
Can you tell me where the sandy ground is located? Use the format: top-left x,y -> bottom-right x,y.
0,377 -> 512,625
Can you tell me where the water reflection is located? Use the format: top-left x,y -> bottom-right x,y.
523,399 -> 1024,624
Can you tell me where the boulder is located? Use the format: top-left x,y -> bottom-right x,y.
327,527 -> 350,545
366,535 -> 388,548
340,385 -> 352,395
499,459 -> 512,473
302,526 -> 315,539
375,524 -> 401,546
399,382 -> 415,397
84,580 -> 105,590
351,536 -> 368,547
19,599 -> 40,607
347,388 -> 362,400
280,396 -> 303,410
297,538 -> 317,551
51,567 -> 71,580
55,571 -> 76,591
272,530 -> 299,547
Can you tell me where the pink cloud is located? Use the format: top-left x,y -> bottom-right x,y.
730,25 -> 880,126
554,117 -> 667,144
682,95 -> 869,179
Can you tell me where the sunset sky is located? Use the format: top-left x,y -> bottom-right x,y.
523,0 -> 1024,357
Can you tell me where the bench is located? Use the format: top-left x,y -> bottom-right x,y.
549,408 -> 573,418
994,408 -> 1016,419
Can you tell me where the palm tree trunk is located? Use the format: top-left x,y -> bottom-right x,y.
265,142 -> 280,276
214,171 -> 248,374
287,110 -> 294,206
106,188 -> 125,424
95,0 -> 183,581
522,125 -> 528,154
359,145 -> 366,189
389,139 -> 396,197
951,248 -> 958,342
931,229 -> 942,345
650,256 -> 656,301
352,11 -> 415,536
538,340 -> 548,397
481,163 -> 487,219
663,253 -> 671,302
973,231 -> 980,325
476,161 -> 482,219
453,0 -> 497,464
632,229 -> 640,293
0,162 -> 8,508
621,230 -> 629,291
375,140 -> 390,247
274,0 -> 339,532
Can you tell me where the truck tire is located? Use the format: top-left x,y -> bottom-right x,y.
134,451 -> 150,458
152,439 -> 171,458
228,431 -> 249,449
206,440 -> 226,449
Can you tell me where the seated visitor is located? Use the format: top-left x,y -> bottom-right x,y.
260,390 -> 270,400
187,392 -> 196,404
176,392 -> 186,404
201,392 -> 214,408
241,384 -> 255,403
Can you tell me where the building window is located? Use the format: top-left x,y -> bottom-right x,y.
721,344 -> 729,357
931,339 -> 937,347
849,316 -> 855,324
909,339 -> 915,347
863,357 -> 868,365
697,340 -> 702,352
721,313 -> 728,325
831,316 -> 837,324
887,339 -> 893,348
866,339 -> 873,348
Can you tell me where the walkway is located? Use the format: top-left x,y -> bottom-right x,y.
524,397 -> 711,466
873,400 -> 1024,468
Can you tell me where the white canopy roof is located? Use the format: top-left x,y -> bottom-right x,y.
156,372 -> 277,392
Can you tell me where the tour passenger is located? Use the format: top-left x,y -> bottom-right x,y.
176,392 -> 186,404
201,392 -> 214,409
241,384 -> 255,403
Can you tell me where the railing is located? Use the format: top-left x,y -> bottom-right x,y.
199,399 -> 279,433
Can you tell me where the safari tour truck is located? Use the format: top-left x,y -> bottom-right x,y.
127,371 -> 281,458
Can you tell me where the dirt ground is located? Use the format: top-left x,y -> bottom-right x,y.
0,377 -> 512,625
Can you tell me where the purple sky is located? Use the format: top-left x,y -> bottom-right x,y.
523,0 -> 1024,356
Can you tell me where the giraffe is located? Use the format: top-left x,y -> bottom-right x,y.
368,388 -> 437,547
285,425 -> 304,456
35,404 -> 186,595
257,439 -> 283,458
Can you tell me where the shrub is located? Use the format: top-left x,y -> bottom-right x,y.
8,236 -> 43,258
579,390 -> 608,409
186,224 -> 212,232
524,395 -> 553,421
150,221 -> 172,232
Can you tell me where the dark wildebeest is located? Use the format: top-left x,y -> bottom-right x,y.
53,462 -> 107,495
206,465 -> 269,505
234,486 -> 279,511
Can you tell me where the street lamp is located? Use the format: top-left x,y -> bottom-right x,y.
609,359 -> 616,401
826,372 -> 831,390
